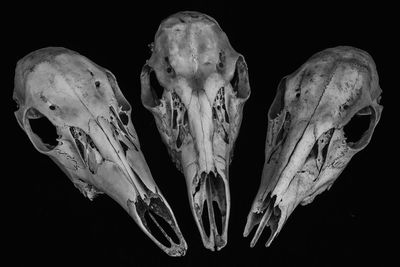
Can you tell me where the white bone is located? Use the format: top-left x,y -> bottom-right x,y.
244,46 -> 383,247
141,11 -> 250,251
13,47 -> 187,256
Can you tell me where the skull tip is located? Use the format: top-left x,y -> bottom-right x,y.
128,195 -> 189,256
164,240 -> 188,257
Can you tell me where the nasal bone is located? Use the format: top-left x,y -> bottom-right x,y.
187,92 -> 214,173
272,124 -> 320,200
92,118 -> 151,199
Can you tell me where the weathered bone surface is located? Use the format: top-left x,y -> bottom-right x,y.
244,46 -> 383,247
13,47 -> 187,256
141,11 -> 250,250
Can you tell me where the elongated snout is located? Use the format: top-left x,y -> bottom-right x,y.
244,120 -> 321,247
180,92 -> 230,251
86,116 -> 187,256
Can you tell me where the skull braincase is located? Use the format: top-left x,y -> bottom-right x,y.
14,48 -> 136,200
13,47 -> 187,256
141,12 -> 250,250
244,46 -> 383,247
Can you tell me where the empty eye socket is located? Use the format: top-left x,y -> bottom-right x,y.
268,77 -> 287,120
105,71 -> 131,113
343,106 -> 376,149
141,64 -> 164,109
150,70 -> 164,101
230,56 -> 250,99
25,108 -> 59,152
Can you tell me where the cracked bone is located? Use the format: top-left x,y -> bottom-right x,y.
141,11 -> 250,250
244,46 -> 383,247
13,47 -> 187,256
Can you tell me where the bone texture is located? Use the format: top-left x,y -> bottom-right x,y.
244,46 -> 383,247
13,47 -> 187,256
141,11 -> 250,250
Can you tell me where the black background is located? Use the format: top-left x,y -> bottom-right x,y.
5,2 -> 394,266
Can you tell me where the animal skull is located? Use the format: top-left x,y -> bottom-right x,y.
244,46 -> 383,247
13,47 -> 187,256
141,12 -> 250,250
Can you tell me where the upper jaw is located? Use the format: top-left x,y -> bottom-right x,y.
92,112 -> 188,256
66,113 -> 188,256
244,108 -> 337,247
182,151 -> 230,251
59,120 -> 187,256
243,49 -> 322,246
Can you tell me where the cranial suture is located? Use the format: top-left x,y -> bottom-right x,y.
141,11 -> 250,250
13,47 -> 187,256
244,46 -> 383,247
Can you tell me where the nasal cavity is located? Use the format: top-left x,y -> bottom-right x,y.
150,70 -> 164,100
212,201 -> 223,235
144,210 -> 172,248
201,201 -> 211,237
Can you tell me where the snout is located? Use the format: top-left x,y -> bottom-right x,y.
185,168 -> 230,251
244,121 -> 334,247
85,116 -> 187,256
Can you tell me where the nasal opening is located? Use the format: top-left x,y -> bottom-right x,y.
193,170 -> 228,250
201,201 -> 211,237
130,195 -> 185,256
244,193 -> 282,247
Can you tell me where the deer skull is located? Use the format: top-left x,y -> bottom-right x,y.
13,47 -> 187,256
244,46 -> 383,247
141,12 -> 250,250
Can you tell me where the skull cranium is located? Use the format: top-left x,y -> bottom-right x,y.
13,47 -> 187,256
244,46 -> 383,247
141,11 -> 250,250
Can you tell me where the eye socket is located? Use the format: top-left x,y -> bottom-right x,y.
141,64 -> 164,108
150,70 -> 164,101
230,56 -> 250,99
105,71 -> 132,113
25,108 -> 59,152
343,106 -> 376,149
268,77 -> 287,120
